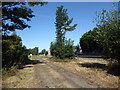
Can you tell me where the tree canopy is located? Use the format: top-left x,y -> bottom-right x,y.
40,49 -> 48,56
28,47 -> 39,55
80,28 -> 103,53
2,2 -> 47,35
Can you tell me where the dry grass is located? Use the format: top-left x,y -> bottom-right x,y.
49,57 -> 119,88
2,64 -> 34,88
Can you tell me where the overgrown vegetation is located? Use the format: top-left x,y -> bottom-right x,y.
2,35 -> 29,68
2,2 -> 46,77
2,67 -> 18,80
80,5 -> 120,72
39,49 -> 48,56
80,28 -> 103,53
50,6 -> 77,59
28,47 -> 39,55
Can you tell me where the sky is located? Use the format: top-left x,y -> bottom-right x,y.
16,2 -> 115,52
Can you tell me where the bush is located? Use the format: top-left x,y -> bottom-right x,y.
50,39 -> 75,59
80,28 -> 103,53
2,35 -> 29,68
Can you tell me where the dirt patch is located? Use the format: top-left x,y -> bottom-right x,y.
33,63 -> 76,88
33,61 -> 98,88
46,57 -> 119,88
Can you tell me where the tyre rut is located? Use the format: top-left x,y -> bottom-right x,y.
33,59 -> 99,88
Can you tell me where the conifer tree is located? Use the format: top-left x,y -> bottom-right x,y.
50,6 -> 77,59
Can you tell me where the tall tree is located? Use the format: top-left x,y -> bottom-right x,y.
55,6 -> 77,43
50,6 -> 77,59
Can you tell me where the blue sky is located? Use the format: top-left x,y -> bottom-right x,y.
16,2 -> 115,52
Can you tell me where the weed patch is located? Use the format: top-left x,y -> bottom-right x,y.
2,67 -> 18,80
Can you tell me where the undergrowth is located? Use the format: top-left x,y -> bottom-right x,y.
2,66 -> 18,80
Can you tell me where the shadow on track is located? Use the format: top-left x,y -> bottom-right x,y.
78,62 -> 120,76
17,59 -> 43,69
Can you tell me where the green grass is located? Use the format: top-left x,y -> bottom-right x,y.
49,56 -> 76,62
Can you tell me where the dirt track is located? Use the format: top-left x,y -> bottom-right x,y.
31,59 -> 99,88
3,56 -> 119,88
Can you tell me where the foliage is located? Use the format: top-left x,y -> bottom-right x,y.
94,8 -> 120,64
74,44 -> 80,55
50,6 -> 77,59
64,39 -> 75,59
96,21 -> 120,62
80,28 -> 103,53
80,7 -> 120,66
41,49 -> 46,54
2,2 -> 47,69
50,39 -> 75,59
45,51 -> 48,56
28,47 -> 39,55
40,49 -> 48,56
2,35 -> 29,68
2,2 -> 47,35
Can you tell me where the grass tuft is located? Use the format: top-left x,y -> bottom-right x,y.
49,56 -> 76,63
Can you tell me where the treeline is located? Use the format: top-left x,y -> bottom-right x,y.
28,47 -> 39,55
80,9 -> 120,66
39,49 -> 48,56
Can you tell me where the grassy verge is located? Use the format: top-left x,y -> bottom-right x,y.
2,64 -> 33,88
2,67 -> 18,80
49,56 -> 76,63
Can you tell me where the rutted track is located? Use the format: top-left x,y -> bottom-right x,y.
32,59 -> 99,88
